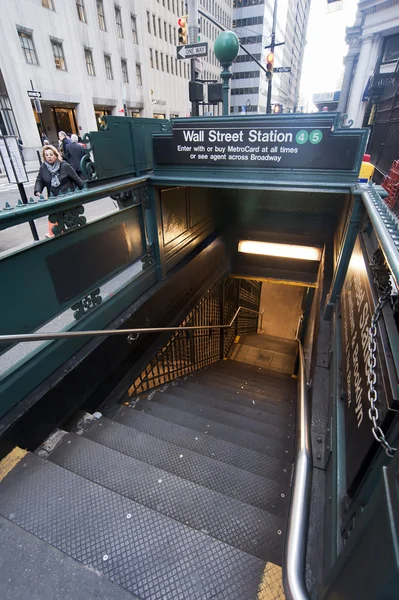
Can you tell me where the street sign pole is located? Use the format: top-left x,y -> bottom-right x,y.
266,0 -> 278,114
188,0 -> 200,117
30,79 -> 45,141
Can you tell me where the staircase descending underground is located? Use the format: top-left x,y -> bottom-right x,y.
0,359 -> 296,600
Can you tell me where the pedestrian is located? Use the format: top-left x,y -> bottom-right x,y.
34,145 -> 83,198
17,138 -> 25,166
58,130 -> 71,159
41,132 -> 49,146
65,133 -> 86,177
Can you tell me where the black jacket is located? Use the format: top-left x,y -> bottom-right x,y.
65,142 -> 85,173
34,161 -> 84,197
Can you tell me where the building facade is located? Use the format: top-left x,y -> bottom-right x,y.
339,0 -> 399,127
230,0 -> 310,114
0,0 -> 233,161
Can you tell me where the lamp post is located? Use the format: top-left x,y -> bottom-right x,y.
214,31 -> 239,116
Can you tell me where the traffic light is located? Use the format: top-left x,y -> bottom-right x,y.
266,52 -> 274,80
273,103 -> 283,113
178,16 -> 188,45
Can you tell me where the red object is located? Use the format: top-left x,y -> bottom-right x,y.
363,154 -> 371,162
382,159 -> 399,210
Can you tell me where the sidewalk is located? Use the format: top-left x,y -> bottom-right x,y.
0,160 -> 40,179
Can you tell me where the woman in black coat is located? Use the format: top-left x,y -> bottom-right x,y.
34,145 -> 83,198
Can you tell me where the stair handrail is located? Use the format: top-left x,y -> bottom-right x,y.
283,338 -> 312,600
0,305 -> 262,344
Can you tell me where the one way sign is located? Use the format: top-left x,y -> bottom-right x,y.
177,42 -> 208,59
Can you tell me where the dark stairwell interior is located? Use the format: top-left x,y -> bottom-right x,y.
0,185 -> 348,599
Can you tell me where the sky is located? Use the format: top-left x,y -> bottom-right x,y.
299,0 -> 359,106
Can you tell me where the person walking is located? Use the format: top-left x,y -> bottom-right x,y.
41,132 -> 50,146
65,133 -> 86,177
58,130 -> 71,159
34,145 -> 84,238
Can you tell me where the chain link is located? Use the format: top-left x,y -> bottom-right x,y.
367,250 -> 396,457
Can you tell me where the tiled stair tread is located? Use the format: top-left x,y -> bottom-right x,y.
49,433 -> 285,563
192,369 -> 295,402
85,418 -> 290,514
116,406 -> 293,461
212,360 -> 298,385
0,515 -> 139,600
190,376 -> 294,407
169,384 -> 294,430
0,454 -> 265,600
137,391 -> 290,440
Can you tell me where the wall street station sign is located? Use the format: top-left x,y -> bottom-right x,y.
153,114 -> 368,175
341,237 -> 397,495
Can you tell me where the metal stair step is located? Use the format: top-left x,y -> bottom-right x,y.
84,418 -> 290,514
49,433 -> 285,563
0,514 -> 139,600
116,405 -> 293,462
0,453 -> 265,600
183,381 -> 294,421
169,384 -> 294,430
195,369 -> 296,398
112,409 -> 293,481
137,391 -> 290,440
211,360 -> 298,387
189,376 -> 294,410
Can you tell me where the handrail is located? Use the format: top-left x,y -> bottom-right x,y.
0,305 -> 261,345
359,185 -> 399,289
283,340 -> 312,600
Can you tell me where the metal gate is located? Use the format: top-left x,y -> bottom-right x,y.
129,276 -> 261,396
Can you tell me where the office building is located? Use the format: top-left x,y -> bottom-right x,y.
231,0 -> 311,114
0,0 -> 234,160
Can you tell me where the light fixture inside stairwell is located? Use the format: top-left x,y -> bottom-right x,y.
238,240 -> 322,261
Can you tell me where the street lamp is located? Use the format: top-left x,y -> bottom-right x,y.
214,31 -> 239,116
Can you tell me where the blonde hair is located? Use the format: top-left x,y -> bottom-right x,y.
42,144 -> 62,162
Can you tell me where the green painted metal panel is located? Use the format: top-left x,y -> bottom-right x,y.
84,116 -> 170,179
0,205 -> 145,341
0,266 -> 158,419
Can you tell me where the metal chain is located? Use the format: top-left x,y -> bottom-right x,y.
367,250 -> 396,457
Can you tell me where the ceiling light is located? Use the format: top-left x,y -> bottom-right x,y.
238,240 -> 322,261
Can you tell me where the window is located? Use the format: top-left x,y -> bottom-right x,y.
115,6 -> 123,38
158,18 -> 162,38
166,55 -> 169,72
170,57 -> 174,74
97,0 -> 106,30
147,11 -> 151,33
18,30 -> 38,65
155,50 -> 159,69
84,48 -> 95,75
169,24 -> 172,44
104,54 -> 113,79
136,63 -> 142,86
51,39 -> 66,70
153,14 -> 156,35
131,15 -> 138,43
160,53 -> 164,71
164,21 -> 167,41
121,59 -> 128,82
76,0 -> 86,22
150,48 -> 154,68
42,0 -> 54,8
